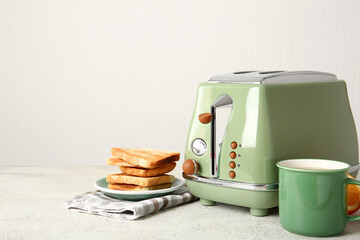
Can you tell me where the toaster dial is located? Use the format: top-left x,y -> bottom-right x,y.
192,138 -> 207,156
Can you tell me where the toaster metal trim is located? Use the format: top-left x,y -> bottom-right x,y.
209,71 -> 337,84
183,173 -> 279,192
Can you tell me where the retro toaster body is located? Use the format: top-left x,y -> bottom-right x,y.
183,71 -> 359,216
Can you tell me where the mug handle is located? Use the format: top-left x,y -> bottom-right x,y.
347,178 -> 360,222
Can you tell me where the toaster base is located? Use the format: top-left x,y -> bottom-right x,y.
199,198 -> 268,216
185,179 -> 278,216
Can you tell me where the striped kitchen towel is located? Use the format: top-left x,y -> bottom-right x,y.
65,185 -> 198,220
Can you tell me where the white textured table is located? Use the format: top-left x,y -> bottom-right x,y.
1,166 -> 360,240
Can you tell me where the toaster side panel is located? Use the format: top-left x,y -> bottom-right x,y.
184,83 -> 213,178
263,80 -> 358,180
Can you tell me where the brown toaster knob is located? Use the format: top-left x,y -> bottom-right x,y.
230,141 -> 237,149
198,113 -> 212,124
183,159 -> 199,175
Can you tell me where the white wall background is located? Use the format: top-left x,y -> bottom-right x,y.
1,0 -> 360,166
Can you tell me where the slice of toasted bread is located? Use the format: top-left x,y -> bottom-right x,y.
111,148 -> 180,169
106,158 -> 146,168
108,182 -> 172,191
120,162 -> 176,177
106,173 -> 175,187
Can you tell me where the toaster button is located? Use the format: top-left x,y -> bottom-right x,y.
229,171 -> 236,178
229,161 -> 236,169
230,141 -> 237,149
230,151 -> 236,159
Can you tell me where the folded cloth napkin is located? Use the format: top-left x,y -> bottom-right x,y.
65,185 -> 198,220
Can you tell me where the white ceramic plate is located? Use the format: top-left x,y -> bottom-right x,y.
93,177 -> 184,200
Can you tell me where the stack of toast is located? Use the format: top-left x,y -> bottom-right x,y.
106,148 -> 180,191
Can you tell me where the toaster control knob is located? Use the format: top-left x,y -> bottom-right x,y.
192,138 -> 207,156
198,113 -> 212,124
183,159 -> 199,175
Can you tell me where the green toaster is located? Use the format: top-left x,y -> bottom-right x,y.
182,71 -> 359,216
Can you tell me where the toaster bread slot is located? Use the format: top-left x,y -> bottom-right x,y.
211,95 -> 233,178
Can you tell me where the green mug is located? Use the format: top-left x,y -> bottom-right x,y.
277,159 -> 360,237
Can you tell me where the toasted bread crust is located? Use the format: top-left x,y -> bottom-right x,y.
111,148 -> 180,169
106,158 -> 146,168
120,162 -> 176,177
106,173 -> 175,186
108,182 -> 172,191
